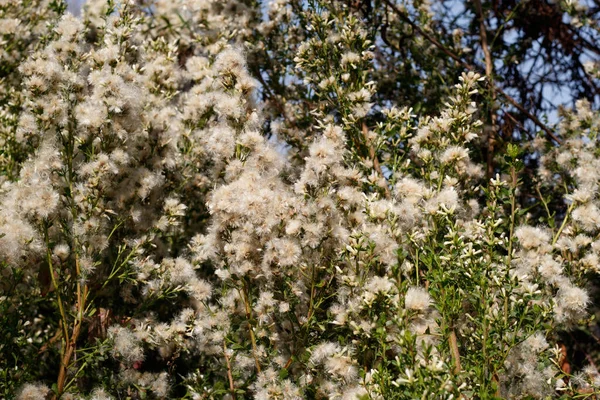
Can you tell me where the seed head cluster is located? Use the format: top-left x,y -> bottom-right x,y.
0,0 -> 598,399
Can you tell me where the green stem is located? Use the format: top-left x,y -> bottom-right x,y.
505,166 -> 517,325
241,279 -> 261,373
44,223 -> 69,345
553,203 -> 575,246
415,248 -> 420,286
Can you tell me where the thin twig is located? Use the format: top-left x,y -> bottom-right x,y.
250,63 -> 287,117
56,320 -> 83,397
55,249 -> 89,397
553,202 -> 575,246
495,86 -> 562,144
44,226 -> 69,346
45,221 -> 75,400
362,122 -> 391,199
241,281 -> 262,373
503,110 -> 526,133
381,0 -> 466,66
38,326 -> 62,354
449,328 -> 462,374
223,341 -> 237,399
474,0 -> 497,179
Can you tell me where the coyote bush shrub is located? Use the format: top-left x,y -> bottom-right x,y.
1,0 -> 600,399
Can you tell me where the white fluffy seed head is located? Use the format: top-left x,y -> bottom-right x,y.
405,287 -> 432,311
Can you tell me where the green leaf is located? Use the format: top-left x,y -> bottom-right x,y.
279,368 -> 289,379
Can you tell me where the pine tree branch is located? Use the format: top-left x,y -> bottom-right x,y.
380,0 -> 562,144
474,0 -> 497,179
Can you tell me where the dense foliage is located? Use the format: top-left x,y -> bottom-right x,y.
1,0 -> 600,398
